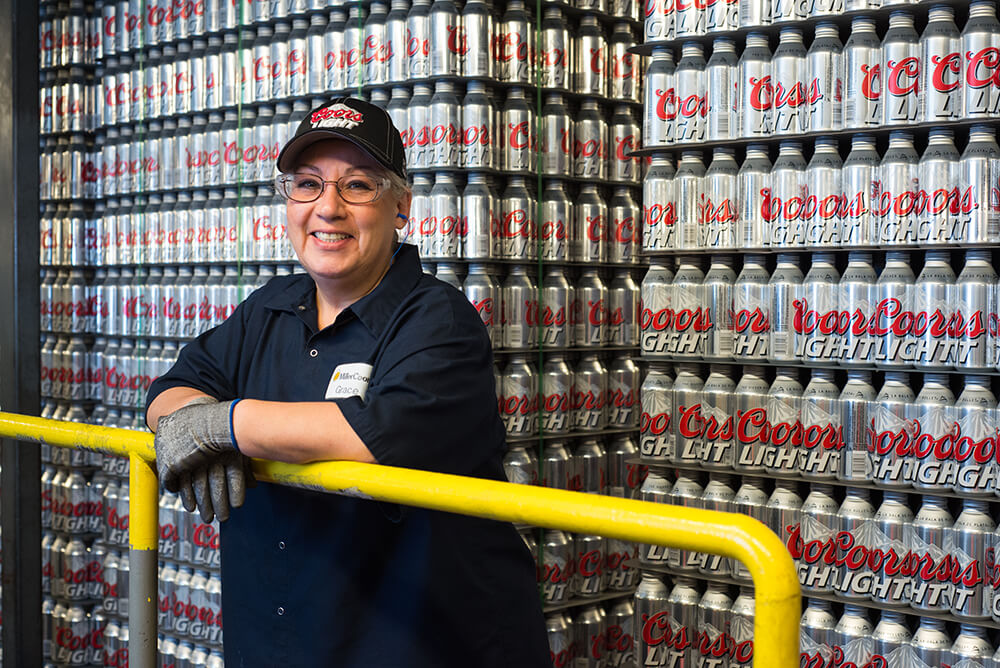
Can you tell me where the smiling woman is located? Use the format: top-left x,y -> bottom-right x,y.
144,97 -> 551,668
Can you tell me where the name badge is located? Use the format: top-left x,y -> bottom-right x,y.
325,363 -> 373,401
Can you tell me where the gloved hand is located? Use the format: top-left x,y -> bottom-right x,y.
156,397 -> 254,522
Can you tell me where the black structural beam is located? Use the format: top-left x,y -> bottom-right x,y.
0,0 -> 42,663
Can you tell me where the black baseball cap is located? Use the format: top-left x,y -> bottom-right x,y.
276,97 -> 406,179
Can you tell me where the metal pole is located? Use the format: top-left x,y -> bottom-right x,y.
128,452 -> 159,668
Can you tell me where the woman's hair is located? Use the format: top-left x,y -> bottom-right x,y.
381,168 -> 410,200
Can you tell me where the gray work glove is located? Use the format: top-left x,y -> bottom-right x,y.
155,397 -> 254,523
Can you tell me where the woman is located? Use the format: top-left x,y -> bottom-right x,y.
146,97 -> 550,667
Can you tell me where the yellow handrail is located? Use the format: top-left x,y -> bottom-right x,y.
0,411 -> 801,667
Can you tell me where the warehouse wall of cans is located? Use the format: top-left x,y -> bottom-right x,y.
36,0 -> 656,665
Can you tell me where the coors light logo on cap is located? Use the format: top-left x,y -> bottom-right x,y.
310,102 -> 365,130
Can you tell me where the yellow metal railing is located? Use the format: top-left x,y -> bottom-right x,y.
0,411 -> 801,668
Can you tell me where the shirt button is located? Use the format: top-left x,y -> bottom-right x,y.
309,349 -> 318,357
277,607 -> 285,616
297,305 -> 306,311
278,541 -> 286,550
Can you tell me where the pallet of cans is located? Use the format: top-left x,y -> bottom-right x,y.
545,597 -> 638,668
640,251 -> 1000,372
642,3 -> 1000,143
641,127 -> 1000,252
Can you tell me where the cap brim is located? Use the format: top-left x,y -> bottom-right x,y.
276,129 -> 403,178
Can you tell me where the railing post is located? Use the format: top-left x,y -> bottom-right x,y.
129,452 -> 159,668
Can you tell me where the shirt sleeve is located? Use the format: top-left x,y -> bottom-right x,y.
335,288 -> 505,478
144,296 -> 253,420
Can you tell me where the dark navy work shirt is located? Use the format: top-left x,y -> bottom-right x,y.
146,245 -> 549,668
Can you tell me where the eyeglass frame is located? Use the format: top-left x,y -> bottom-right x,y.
273,172 -> 393,205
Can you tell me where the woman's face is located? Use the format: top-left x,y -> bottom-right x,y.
285,139 -> 410,291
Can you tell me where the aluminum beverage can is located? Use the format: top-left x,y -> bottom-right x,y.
574,532 -> 606,597
763,368 -> 803,474
869,492 -> 913,606
640,263 -> 675,357
956,250 -> 998,371
405,84 -> 432,170
799,369 -> 841,479
909,618 -> 950,667
908,495 -> 954,612
920,6 -> 962,123
674,152 -> 705,250
837,370 -> 875,483
797,253 -> 840,365
405,0 -> 430,79
500,176 -> 535,261
667,256 -> 709,358
962,1 -> 1000,118
573,605 -> 607,667
843,17 -> 881,129
427,0 -> 459,78
663,578 -> 700,667
699,475 -> 735,575
833,490 -> 875,600
959,126 -> 1000,245
870,611 -> 910,667
912,250 -> 956,368
502,87 -> 535,173
427,82 -> 461,169
736,34 -> 772,138
644,0 -> 675,41
382,1 -> 407,84
643,48 -> 675,147
771,28 -> 806,134
542,440 -> 571,489
805,24 -> 843,133
795,484 -> 839,593
695,583 -> 732,664
675,0 -> 704,37
499,355 -> 538,438
800,599 -> 836,668
737,145 -> 770,248
605,599 -> 635,665
502,266 -> 536,349
642,155 -> 676,252
732,255 -> 769,361
610,23 -> 640,103
702,257 -> 735,360
870,372 -> 915,488
540,94 -> 572,177
640,364 -> 674,461
424,172 -> 460,259
574,101 -> 608,181
462,173 -> 497,260
539,265 -> 570,347
574,354 -> 608,432
730,476 -> 767,580
573,269 -> 608,348
538,181 -> 570,262
607,355 -> 640,428
910,373 -> 957,492
733,366 -> 770,472
495,0 -> 532,84
672,363 -> 705,465
460,82 -> 495,170
638,473 -> 673,566
323,10 -> 346,91
503,445 -> 537,486
951,501 -> 995,621
538,8 -> 568,90
571,438 -> 606,494
673,43 -> 706,143
764,480 -> 802,556
882,12 -> 921,125
669,474 -> 705,569
604,270 -> 639,346
954,376 -> 998,497
462,0 -> 493,79
767,143 -> 807,248
705,38 -> 736,142
875,132 -> 919,245
873,252 -> 916,366
703,149 -> 738,249
951,625 -> 995,666
916,129 -> 960,244
607,434 -> 642,499
634,573 -> 670,666
610,105 -> 640,184
803,139 -> 842,247
698,368 -> 736,470
768,254 -> 803,363
838,252 -> 877,367
540,355 -> 572,435
540,531 -> 573,605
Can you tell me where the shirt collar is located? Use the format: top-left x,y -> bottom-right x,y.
264,244 -> 423,337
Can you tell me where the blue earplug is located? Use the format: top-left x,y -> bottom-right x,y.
397,213 -> 408,221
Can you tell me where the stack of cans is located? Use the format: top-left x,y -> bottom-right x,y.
545,598 -> 639,668
640,127 -> 1000,252
639,250 -> 1000,371
642,3 -> 1000,145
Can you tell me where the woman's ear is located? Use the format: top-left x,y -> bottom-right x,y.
395,190 -> 413,230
